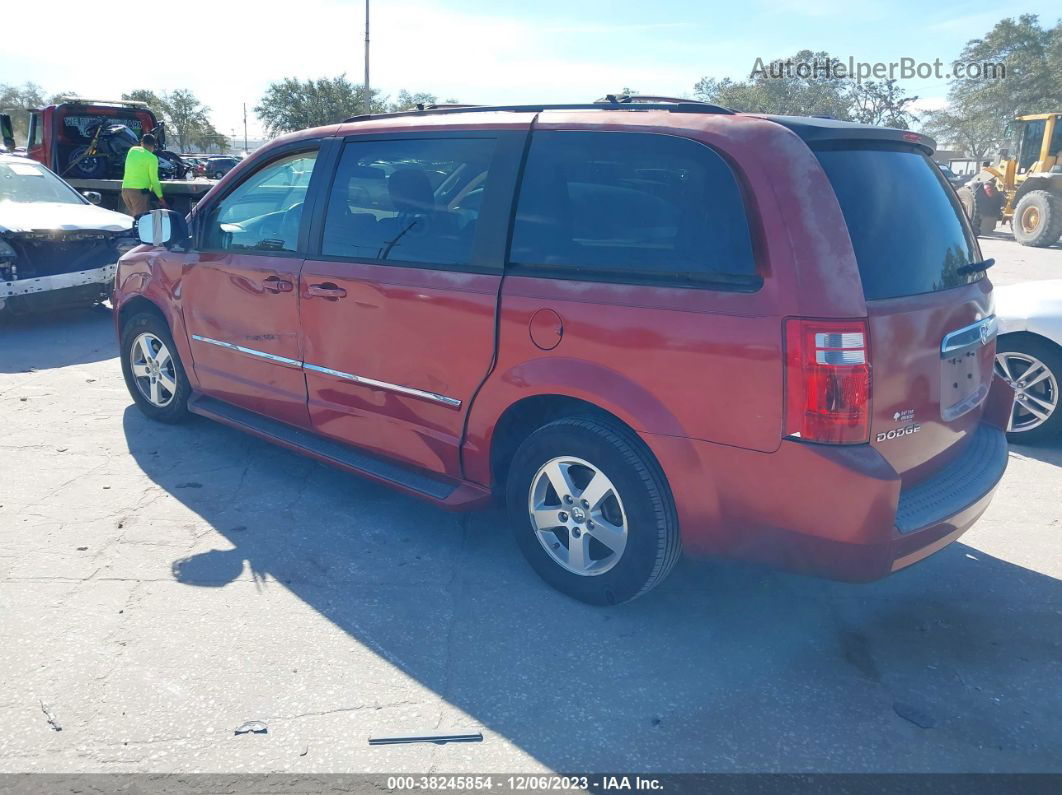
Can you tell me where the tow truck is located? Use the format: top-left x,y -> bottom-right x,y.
14,97 -> 212,215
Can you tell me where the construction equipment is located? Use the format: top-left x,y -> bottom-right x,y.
957,113 -> 1062,247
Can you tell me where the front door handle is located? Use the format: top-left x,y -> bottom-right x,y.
307,283 -> 347,300
262,276 -> 293,294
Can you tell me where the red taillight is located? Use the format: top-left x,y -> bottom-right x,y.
784,318 -> 871,444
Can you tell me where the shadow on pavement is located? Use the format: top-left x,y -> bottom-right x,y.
122,405 -> 1062,772
1008,439 -> 1062,468
0,304 -> 115,373
979,229 -> 1062,249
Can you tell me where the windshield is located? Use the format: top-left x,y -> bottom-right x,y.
0,161 -> 85,205
815,145 -> 981,300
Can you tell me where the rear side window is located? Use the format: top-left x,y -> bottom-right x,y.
815,146 -> 981,300
510,131 -> 758,288
320,137 -> 497,267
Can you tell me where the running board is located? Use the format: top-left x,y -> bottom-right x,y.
188,394 -> 488,507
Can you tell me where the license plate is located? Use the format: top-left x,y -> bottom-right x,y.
940,316 -> 996,422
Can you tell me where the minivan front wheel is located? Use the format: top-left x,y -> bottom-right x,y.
506,417 -> 681,605
120,312 -> 192,423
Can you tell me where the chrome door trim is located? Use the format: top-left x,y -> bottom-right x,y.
191,334 -> 462,408
303,362 -> 462,408
941,315 -> 997,358
191,335 -> 303,368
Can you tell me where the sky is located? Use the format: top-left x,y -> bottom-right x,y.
2,0 -> 1059,143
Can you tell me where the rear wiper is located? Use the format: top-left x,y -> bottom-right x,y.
957,258 -> 995,276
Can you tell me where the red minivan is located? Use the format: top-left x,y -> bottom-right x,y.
113,99 -> 1013,605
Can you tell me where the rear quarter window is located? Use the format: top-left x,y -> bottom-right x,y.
814,145 -> 982,300
510,131 -> 759,289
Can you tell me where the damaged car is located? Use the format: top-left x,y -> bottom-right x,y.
1,153 -> 137,316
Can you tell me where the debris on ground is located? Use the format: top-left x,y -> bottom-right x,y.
368,732 -> 483,746
176,482 -> 203,489
893,701 -> 935,729
40,702 -> 62,732
234,720 -> 268,735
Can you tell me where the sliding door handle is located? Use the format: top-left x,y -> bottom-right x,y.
307,283 -> 347,300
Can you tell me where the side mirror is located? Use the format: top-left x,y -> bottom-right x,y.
137,209 -> 191,249
82,190 -> 102,205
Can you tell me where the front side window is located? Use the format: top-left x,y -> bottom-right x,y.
320,137 -> 497,266
201,150 -> 318,253
509,131 -> 758,286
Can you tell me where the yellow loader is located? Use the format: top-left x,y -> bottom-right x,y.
957,113 -> 1062,247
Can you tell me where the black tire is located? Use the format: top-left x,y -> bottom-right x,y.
996,335 -> 1062,443
213,171 -> 224,180
957,184 -> 999,236
1012,190 -> 1062,248
506,416 -> 681,605
119,311 -> 192,423
66,146 -> 109,179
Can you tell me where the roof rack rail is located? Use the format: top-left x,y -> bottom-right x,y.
342,100 -> 734,124
596,93 -> 705,105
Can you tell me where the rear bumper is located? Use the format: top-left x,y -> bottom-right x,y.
644,418 -> 1009,582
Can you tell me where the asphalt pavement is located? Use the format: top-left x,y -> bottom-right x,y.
0,236 -> 1059,774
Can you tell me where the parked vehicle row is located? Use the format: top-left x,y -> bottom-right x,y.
182,156 -> 241,180
114,99 -> 1017,604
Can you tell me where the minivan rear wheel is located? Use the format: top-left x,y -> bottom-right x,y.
506,417 -> 680,605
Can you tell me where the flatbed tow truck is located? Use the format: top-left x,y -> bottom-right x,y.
15,97 -> 212,215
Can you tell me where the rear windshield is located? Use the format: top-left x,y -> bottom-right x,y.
814,145 -> 981,300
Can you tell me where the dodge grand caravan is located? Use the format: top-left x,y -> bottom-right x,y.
113,99 -> 1013,605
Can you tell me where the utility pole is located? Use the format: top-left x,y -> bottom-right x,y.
243,103 -> 248,153
363,0 -> 371,115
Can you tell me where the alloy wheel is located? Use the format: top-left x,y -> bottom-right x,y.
994,351 -> 1058,432
130,332 -> 177,408
528,456 -> 628,576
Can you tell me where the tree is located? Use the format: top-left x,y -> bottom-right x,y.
693,50 -> 919,126
161,89 -> 213,152
915,15 -> 1062,159
122,89 -> 166,121
388,90 -> 438,111
849,79 -> 919,129
255,75 -> 388,137
256,77 -> 459,136
695,51 -> 855,119
123,88 -> 225,152
948,15 -> 1061,130
920,107 -> 999,162
0,82 -> 46,145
